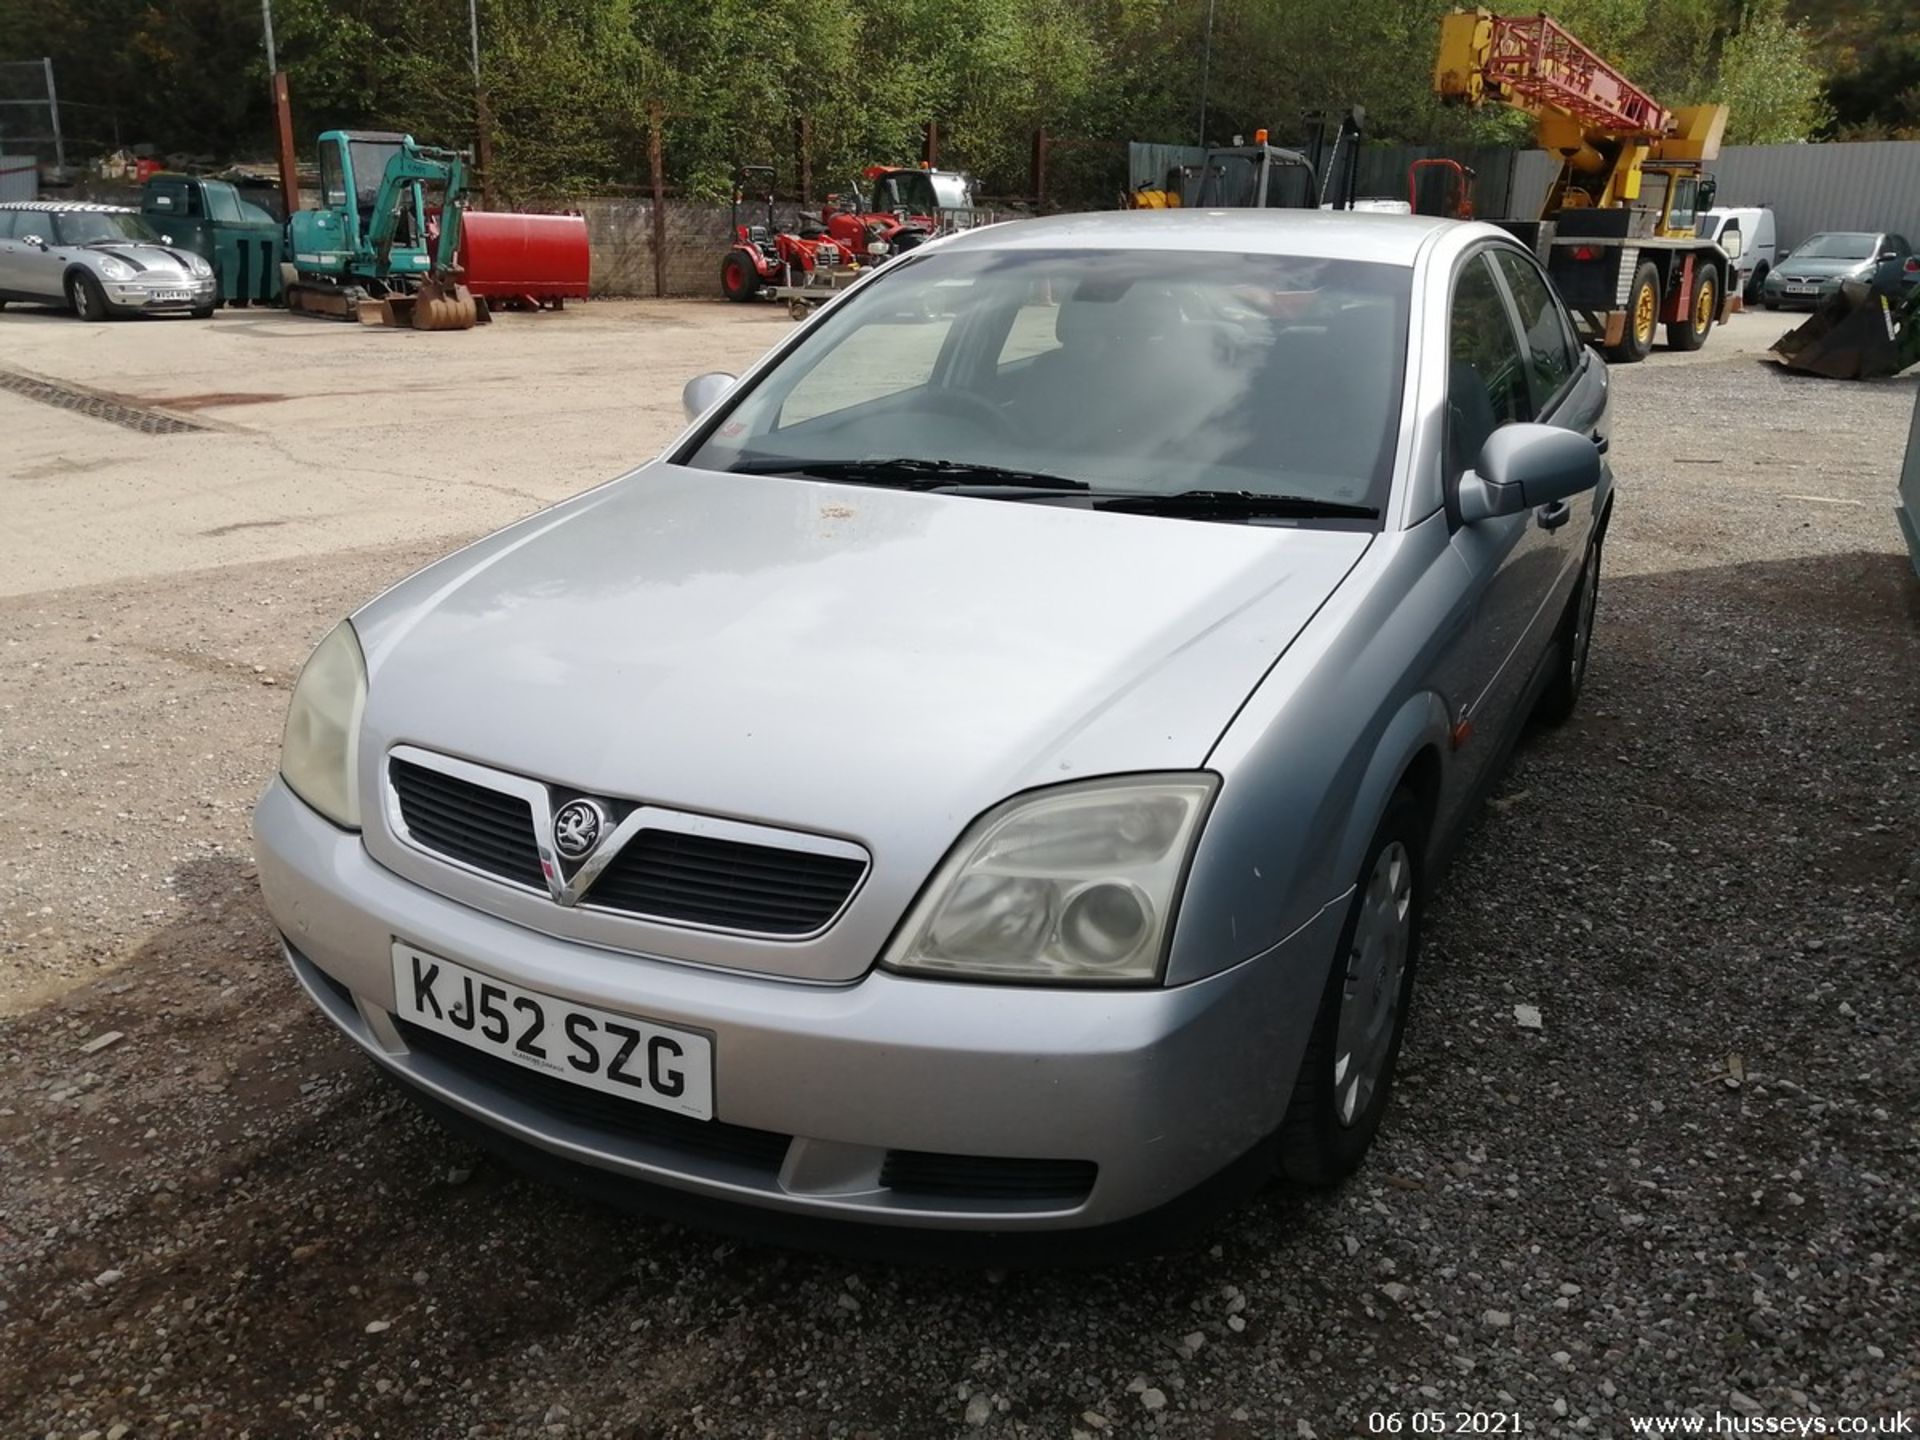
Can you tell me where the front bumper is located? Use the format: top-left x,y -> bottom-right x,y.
106,276 -> 216,311
254,776 -> 1342,1233
1763,276 -> 1845,307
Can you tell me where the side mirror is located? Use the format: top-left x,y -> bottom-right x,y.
681,372 -> 736,422
1457,424 -> 1600,524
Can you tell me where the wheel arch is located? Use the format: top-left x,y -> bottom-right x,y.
1328,691 -> 1454,900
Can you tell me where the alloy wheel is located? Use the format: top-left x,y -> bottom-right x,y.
1333,840 -> 1414,1128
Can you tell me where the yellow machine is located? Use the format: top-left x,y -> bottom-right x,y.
1434,8 -> 1736,360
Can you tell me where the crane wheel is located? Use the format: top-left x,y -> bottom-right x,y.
1607,261 -> 1661,364
1666,266 -> 1716,352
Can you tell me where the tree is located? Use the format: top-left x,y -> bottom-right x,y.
1716,0 -> 1831,143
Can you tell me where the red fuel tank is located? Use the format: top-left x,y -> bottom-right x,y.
458,212 -> 591,301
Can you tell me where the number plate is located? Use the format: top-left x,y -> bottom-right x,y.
152,289 -> 194,302
390,942 -> 714,1120
1785,283 -> 1815,295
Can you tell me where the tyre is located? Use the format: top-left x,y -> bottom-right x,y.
68,271 -> 111,322
1274,791 -> 1425,1188
1607,261 -> 1660,363
1762,296 -> 1780,312
720,251 -> 760,302
190,306 -> 215,320
1666,265 -> 1716,351
1534,540 -> 1601,726
1744,262 -> 1769,305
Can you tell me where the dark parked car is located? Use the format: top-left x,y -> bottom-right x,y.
1760,230 -> 1917,310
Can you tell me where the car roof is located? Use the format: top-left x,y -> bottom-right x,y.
0,200 -> 137,213
933,207 -> 1492,267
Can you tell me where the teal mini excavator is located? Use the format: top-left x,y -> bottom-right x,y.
285,130 -> 490,330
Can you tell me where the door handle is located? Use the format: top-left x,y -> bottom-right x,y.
1592,432 -> 1610,454
1536,499 -> 1572,530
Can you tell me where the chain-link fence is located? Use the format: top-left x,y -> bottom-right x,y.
0,60 -> 63,178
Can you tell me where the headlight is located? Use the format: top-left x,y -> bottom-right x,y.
883,774 -> 1217,984
188,254 -> 212,277
281,621 -> 367,828
97,257 -> 134,281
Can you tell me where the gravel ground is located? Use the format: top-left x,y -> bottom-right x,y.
1,313 -> 1916,1438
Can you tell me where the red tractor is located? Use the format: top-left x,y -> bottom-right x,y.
721,166 -> 855,306
823,165 -> 976,264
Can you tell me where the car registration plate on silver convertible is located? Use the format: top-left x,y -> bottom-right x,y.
390,941 -> 714,1120
153,289 -> 194,302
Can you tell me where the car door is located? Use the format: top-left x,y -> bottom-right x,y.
0,210 -> 24,294
12,210 -> 68,300
1443,248 -> 1596,768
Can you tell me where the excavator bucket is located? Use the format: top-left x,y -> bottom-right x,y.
378,278 -> 487,332
1770,275 -> 1919,381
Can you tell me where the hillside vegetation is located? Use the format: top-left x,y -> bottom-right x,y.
0,0 -> 1869,204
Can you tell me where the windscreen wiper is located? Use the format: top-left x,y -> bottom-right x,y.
729,456 -> 1090,492
1092,489 -> 1379,520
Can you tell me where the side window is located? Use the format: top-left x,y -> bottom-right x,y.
1448,254 -> 1531,476
1890,234 -> 1912,258
320,145 -> 347,209
777,295 -> 960,426
0,211 -> 17,240
996,288 -> 1062,370
146,181 -> 186,216
1491,249 -> 1578,415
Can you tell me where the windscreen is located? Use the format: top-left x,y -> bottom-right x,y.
348,140 -> 403,207
687,247 -> 1410,514
52,211 -> 162,245
1794,232 -> 1876,260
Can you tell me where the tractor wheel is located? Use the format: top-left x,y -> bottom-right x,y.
1607,261 -> 1660,363
1666,266 -> 1716,352
720,252 -> 760,302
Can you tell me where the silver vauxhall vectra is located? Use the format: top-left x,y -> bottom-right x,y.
255,209 -> 1612,1249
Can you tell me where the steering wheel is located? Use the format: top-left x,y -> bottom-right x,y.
917,387 -> 1017,441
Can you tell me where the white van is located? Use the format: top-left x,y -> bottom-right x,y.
1701,206 -> 1778,302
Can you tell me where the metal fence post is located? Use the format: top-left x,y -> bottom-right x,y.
648,100 -> 666,299
42,58 -> 63,172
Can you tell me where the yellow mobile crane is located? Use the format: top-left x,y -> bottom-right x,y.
1434,9 -> 1735,361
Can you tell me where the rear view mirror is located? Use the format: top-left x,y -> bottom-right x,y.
682,372 -> 736,421
1457,423 -> 1600,523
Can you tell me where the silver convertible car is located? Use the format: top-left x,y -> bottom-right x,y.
256,209 -> 1611,1249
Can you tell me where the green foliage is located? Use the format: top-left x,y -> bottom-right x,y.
1716,0 -> 1832,143
0,0 -> 1843,204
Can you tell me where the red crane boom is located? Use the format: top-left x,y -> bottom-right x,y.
1476,11 -> 1670,136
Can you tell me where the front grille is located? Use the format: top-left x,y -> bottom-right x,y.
390,759 -> 544,889
396,1019 -> 792,1175
880,1150 -> 1098,1204
586,829 -> 865,936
